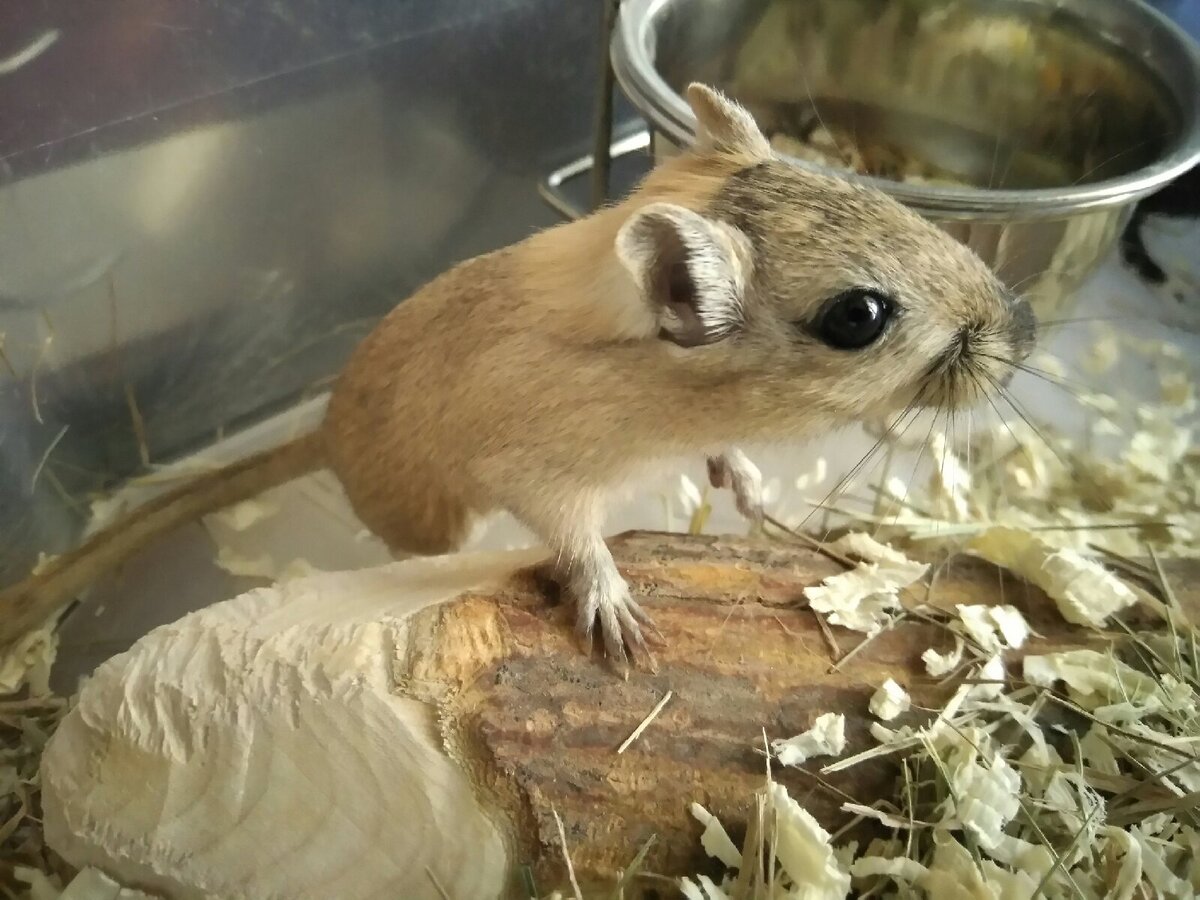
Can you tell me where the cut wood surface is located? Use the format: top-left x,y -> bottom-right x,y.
39,531 -> 1200,900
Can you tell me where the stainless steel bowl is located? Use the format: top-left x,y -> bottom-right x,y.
612,0 -> 1200,318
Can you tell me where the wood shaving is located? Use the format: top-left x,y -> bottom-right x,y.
772,712 -> 847,767
938,728 -> 1022,848
922,637 -> 965,677
794,457 -> 828,491
1,694 -> 69,895
679,873 -> 730,900
869,679 -> 911,722
1160,372 -> 1196,411
1126,422 -> 1192,482
766,782 -> 851,899
969,527 -> 1138,628
1023,650 -> 1172,712
677,619 -> 1200,900
955,604 -> 1007,652
210,545 -> 320,583
677,474 -> 704,514
804,547 -> 927,636
827,533 -> 926,579
211,546 -> 277,579
204,498 -> 281,532
0,624 -> 57,696
1082,331 -> 1119,374
986,605 -> 1031,649
690,803 -> 742,870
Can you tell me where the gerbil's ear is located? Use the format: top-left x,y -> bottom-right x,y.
615,202 -> 749,347
686,83 -> 772,158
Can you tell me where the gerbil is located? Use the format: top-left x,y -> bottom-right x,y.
0,84 -> 1036,668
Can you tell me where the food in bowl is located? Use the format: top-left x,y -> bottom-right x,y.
768,126 -> 972,187
728,0 -> 1175,193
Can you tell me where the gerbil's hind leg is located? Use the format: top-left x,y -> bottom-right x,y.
507,488 -> 659,671
350,481 -> 476,557
707,449 -> 765,527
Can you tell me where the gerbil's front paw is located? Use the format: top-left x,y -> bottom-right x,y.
571,572 -> 661,673
707,450 -> 764,526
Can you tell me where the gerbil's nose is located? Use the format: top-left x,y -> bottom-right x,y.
1008,296 -> 1037,362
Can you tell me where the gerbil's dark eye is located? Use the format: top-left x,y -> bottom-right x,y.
816,289 -> 893,350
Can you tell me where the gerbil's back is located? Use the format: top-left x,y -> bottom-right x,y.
321,251 -> 518,498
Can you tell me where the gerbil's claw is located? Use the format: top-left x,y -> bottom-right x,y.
597,593 -> 631,661
620,605 -> 660,674
625,595 -> 667,645
572,577 -> 659,672
706,456 -> 731,490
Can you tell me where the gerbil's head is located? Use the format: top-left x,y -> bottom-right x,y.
615,84 -> 1037,429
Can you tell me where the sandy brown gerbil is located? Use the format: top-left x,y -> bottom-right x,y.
0,84 -> 1035,665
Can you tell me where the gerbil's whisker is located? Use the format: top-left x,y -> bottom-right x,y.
802,427 -> 895,536
994,131 -> 1019,190
986,129 -> 1002,190
946,403 -> 961,579
1005,270 -> 1048,297
965,401 -> 974,495
966,367 -> 1020,460
984,372 -> 1072,471
1034,314 -> 1137,330
1070,138 -> 1158,187
798,67 -> 851,169
968,367 -> 1038,495
877,398 -> 941,539
1006,364 -> 1093,401
977,353 -> 1093,402
799,390 -> 926,536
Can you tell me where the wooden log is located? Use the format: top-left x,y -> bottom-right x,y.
39,532 -> 1200,900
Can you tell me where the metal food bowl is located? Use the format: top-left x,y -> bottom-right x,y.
612,0 -> 1200,320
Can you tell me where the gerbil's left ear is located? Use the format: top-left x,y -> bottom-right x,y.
686,83 -> 772,159
615,202 -> 750,347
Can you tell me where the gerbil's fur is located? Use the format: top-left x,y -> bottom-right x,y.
0,85 -> 1036,667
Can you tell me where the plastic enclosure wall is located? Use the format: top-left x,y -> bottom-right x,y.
0,0 -> 629,587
